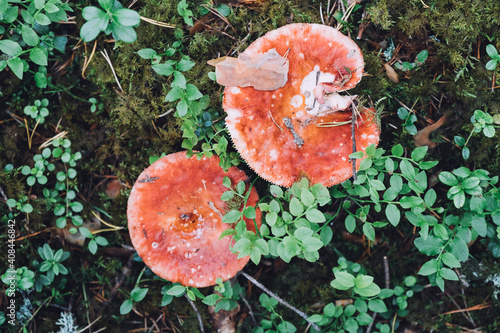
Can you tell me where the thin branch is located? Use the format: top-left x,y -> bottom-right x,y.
0,186 -> 11,211
240,271 -> 320,331
383,256 -> 390,289
240,291 -> 257,325
185,294 -> 205,333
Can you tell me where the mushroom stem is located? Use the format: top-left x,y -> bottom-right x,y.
185,294 -> 205,333
240,271 -> 320,331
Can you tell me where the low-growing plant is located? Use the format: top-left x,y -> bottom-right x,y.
394,50 -> 428,72
24,98 -> 50,124
396,107 -> 417,135
80,0 -> 141,43
485,44 -> 500,71
454,109 -> 497,159
202,278 -> 242,312
0,0 -> 71,81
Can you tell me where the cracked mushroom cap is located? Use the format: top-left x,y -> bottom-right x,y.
127,152 -> 261,288
224,23 -> 379,187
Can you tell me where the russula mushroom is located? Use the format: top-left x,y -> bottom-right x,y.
127,152 -> 261,288
222,23 -> 380,187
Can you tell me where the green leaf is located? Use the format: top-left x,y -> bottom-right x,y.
442,252 -> 461,268
399,196 -> 423,209
222,210 -> 241,224
419,160 -> 439,170
289,197 -> 303,216
333,271 -> 355,289
88,239 -> 98,254
243,206 -> 256,219
424,189 -> 437,207
131,287 -> 148,302
320,226 -> 333,245
483,125 -> 495,138
306,209 -> 326,223
153,63 -> 175,76
80,19 -> 102,42
362,223 -> 375,241
471,216 -> 487,237
137,48 -> 158,59
82,6 -> 102,21
440,267 -> 459,281
120,300 -> 133,314
21,25 -> 39,46
302,237 -> 324,252
167,285 -> 186,296
79,227 -> 93,238
34,12 -> 51,25
345,215 -> 356,233
453,190 -> 465,208
462,177 -> 480,189
7,57 -> 24,80
233,238 -> 252,256
411,146 -> 428,162
385,203 -> 400,227
165,87 -> 184,103
0,40 -> 22,56
29,47 -> 48,66
202,294 -> 221,306
186,84 -> 203,100
34,0 -> 45,10
439,171 -> 458,186
112,24 -> 137,43
391,144 -> 404,157
113,8 -> 140,26
355,274 -> 374,289
178,59 -> 196,71
414,235 -> 444,256
355,283 -> 380,297
486,44 -> 499,58
418,259 -> 438,276
300,189 -> 315,206
400,159 -> 415,179
368,299 -> 388,313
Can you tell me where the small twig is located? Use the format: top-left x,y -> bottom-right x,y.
365,312 -> 377,333
5,110 -> 25,126
0,186 -> 11,211
383,256 -> 390,289
185,294 -> 205,333
100,49 -> 124,92
240,291 -> 257,325
269,110 -> 284,131
157,109 -> 174,118
240,271 -> 320,331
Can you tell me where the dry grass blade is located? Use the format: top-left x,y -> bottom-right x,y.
100,49 -> 124,92
40,131 -> 68,149
140,16 -> 175,28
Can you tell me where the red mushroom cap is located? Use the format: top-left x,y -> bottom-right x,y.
127,152 -> 261,287
223,23 -> 379,187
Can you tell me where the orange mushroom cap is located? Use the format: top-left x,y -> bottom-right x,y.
127,152 -> 261,288
223,23 -> 379,187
